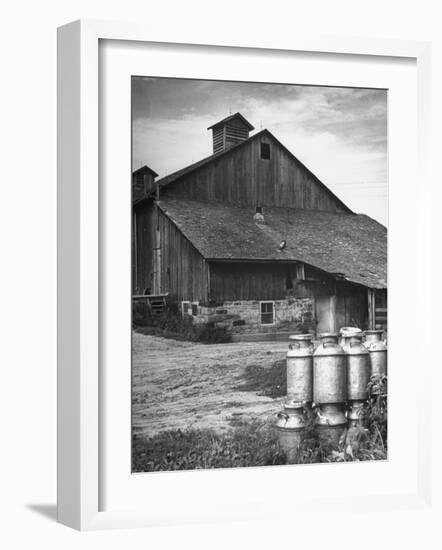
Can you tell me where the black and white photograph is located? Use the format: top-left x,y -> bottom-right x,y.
131,77 -> 388,472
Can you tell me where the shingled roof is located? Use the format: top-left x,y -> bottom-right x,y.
157,198 -> 387,289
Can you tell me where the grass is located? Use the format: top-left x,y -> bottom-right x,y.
132,419 -> 285,472
133,374 -> 388,471
235,359 -> 286,398
132,393 -> 387,471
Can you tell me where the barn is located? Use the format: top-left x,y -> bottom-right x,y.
132,113 -> 387,339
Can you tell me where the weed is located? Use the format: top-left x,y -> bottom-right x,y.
132,419 -> 284,472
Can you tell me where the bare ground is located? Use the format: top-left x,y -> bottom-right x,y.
132,332 -> 287,437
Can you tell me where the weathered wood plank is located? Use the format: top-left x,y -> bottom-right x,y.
162,132 -> 348,213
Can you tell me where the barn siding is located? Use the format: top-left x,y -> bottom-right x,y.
157,210 -> 208,302
133,201 -> 156,295
133,201 -> 208,301
162,133 -> 347,213
209,262 -> 298,301
208,261 -> 321,302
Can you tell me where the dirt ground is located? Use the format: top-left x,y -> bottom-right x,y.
132,332 -> 287,438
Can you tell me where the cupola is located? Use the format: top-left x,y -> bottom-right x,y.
207,112 -> 254,155
132,164 -> 159,201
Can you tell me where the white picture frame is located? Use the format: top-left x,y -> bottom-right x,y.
57,19 -> 432,531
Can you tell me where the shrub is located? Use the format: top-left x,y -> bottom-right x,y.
132,300 -> 154,326
133,300 -> 231,344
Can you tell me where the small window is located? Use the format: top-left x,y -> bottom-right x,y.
255,205 -> 263,214
260,301 -> 274,325
191,303 -> 198,316
260,142 -> 271,160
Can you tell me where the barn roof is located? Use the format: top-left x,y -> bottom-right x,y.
157,198 -> 387,289
207,112 -> 255,131
154,129 -> 352,214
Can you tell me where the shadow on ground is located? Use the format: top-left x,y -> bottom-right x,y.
26,504 -> 57,522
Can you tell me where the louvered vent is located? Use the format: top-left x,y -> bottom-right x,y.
207,113 -> 254,154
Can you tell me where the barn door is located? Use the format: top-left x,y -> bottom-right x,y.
315,296 -> 337,334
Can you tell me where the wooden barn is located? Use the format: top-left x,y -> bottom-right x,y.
132,113 -> 387,338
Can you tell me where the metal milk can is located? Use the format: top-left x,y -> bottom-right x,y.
315,403 -> 347,447
364,330 -> 388,378
276,401 -> 307,462
347,400 -> 366,428
287,334 -> 313,404
342,334 -> 370,401
339,326 -> 362,347
313,333 -> 347,405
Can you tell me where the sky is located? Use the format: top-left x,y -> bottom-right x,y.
132,77 -> 388,226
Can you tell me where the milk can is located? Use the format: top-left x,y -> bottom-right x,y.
347,401 -> 366,428
313,333 -> 347,446
315,403 -> 347,447
342,334 -> 370,402
276,401 -> 307,462
339,326 -> 362,347
313,333 -> 347,404
364,330 -> 388,378
286,334 -> 313,404
341,334 -> 370,427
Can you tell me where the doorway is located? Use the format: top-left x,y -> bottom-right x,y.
315,295 -> 337,334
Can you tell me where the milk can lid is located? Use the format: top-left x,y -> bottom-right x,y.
339,326 -> 362,335
318,332 -> 338,338
289,333 -> 313,341
284,400 -> 305,410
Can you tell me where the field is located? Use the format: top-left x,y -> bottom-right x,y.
132,331 -> 387,472
132,331 -> 287,438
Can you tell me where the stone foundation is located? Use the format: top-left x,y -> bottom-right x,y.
181,298 -> 315,334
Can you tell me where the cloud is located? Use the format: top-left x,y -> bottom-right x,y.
132,77 -> 388,225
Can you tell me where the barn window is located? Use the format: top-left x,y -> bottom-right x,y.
260,142 -> 271,160
260,301 -> 275,325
